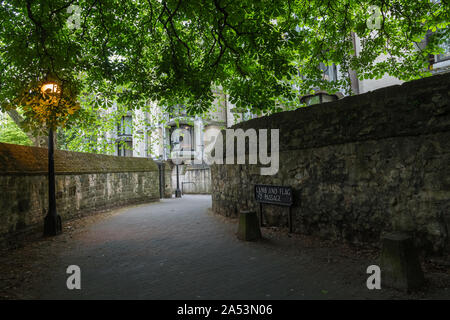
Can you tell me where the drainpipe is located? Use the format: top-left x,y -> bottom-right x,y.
349,32 -> 360,95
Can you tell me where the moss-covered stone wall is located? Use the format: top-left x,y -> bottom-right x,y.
0,144 -> 159,243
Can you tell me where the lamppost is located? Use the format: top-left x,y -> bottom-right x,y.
299,91 -> 339,106
173,148 -> 183,198
175,161 -> 182,198
171,127 -> 191,198
42,82 -> 62,236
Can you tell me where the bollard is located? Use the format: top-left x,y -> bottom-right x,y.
380,232 -> 425,291
237,210 -> 262,241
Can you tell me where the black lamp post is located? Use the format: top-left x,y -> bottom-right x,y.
300,92 -> 339,106
171,133 -> 183,198
174,148 -> 183,198
42,83 -> 62,236
175,163 -> 182,198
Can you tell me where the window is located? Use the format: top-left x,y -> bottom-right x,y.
425,28 -> 450,65
436,33 -> 450,62
319,63 -> 338,82
118,115 -> 132,136
117,141 -> 133,157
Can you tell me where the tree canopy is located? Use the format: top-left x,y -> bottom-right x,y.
0,0 -> 449,124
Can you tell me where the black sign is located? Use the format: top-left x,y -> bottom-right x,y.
254,184 -> 293,206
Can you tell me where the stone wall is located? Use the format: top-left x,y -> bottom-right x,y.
0,143 -> 159,243
211,73 -> 450,254
171,164 -> 212,195
156,160 -> 174,198
163,161 -> 174,198
182,165 -> 211,194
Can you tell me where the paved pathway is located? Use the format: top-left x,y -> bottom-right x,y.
27,195 -> 421,299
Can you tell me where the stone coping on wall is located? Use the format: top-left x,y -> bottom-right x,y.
229,72 -> 450,152
185,163 -> 210,170
0,142 -> 158,175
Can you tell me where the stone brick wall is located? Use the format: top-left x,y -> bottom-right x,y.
163,161 -> 174,198
211,73 -> 450,254
170,164 -> 212,195
156,160 -> 174,198
182,166 -> 211,194
0,143 -> 159,242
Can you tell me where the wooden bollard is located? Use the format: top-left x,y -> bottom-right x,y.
237,210 -> 262,241
380,232 -> 425,291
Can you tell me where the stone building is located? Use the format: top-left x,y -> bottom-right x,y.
102,89 -> 241,195
298,33 -> 450,106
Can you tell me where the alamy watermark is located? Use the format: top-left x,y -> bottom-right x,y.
171,127 -> 279,176
367,5 -> 382,30
67,5 -> 81,30
366,265 -> 381,290
66,265 -> 81,290
66,4 -> 382,32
